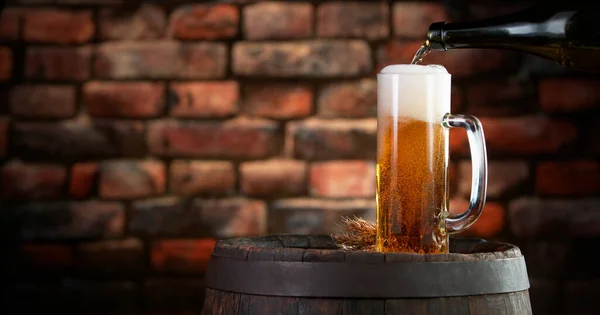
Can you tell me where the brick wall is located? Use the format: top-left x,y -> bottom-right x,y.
1,1 -> 599,314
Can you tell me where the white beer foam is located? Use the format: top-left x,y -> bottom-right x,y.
378,64 -> 451,123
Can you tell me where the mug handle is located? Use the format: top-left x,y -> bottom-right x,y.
442,113 -> 488,234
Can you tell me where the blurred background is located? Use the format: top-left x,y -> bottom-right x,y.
0,0 -> 598,314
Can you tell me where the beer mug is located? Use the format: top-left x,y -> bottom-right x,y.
376,64 -> 487,254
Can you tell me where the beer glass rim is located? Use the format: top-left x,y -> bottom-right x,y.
378,64 -> 450,76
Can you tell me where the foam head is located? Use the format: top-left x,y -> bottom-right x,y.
377,64 -> 451,123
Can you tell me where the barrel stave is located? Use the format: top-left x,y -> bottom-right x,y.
468,291 -> 533,315
239,294 -> 298,315
342,299 -> 385,315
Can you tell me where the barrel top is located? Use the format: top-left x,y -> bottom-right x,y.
212,234 -> 522,262
206,234 -> 530,298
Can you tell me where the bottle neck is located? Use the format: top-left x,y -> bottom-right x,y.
427,5 -> 582,51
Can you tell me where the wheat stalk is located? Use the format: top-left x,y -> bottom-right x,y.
331,215 -> 377,251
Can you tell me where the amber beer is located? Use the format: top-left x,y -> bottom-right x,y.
377,117 -> 448,253
376,65 -> 488,254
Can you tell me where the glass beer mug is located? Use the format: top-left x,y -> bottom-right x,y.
376,64 -> 488,254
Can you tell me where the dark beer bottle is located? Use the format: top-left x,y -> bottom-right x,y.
426,4 -> 600,73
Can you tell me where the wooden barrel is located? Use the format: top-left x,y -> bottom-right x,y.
203,234 -> 532,315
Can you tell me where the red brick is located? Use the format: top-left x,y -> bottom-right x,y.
10,85 -> 76,119
317,79 -> 376,118
449,129 -> 465,155
13,120 -> 146,161
459,161 -> 529,198
317,2 -> 388,40
0,117 -> 7,158
233,40 -> 372,77
23,9 -> 94,44
240,159 -> 307,197
20,244 -> 73,269
0,47 -> 12,80
450,116 -> 578,155
69,162 -> 98,199
448,162 -> 458,197
78,238 -> 144,274
99,159 -> 165,200
25,46 -> 91,80
143,279 -> 205,311
449,199 -> 505,237
243,83 -> 312,119
169,4 -> 238,40
466,80 -> 536,116
451,85 -> 464,112
0,89 -> 7,115
95,41 -> 227,79
468,2 -> 539,20
290,118 -> 376,160
589,118 -> 600,157
378,41 -> 518,77
0,161 -> 66,201
192,198 -> 267,237
393,3 -> 448,38
539,79 -> 600,112
169,81 -> 239,118
83,81 -> 165,118
151,239 -> 216,274
243,2 -> 312,40
0,8 -> 21,40
270,198 -> 375,234
5,201 -> 125,240
147,118 -> 281,159
309,161 -> 375,198
130,197 -> 202,237
99,4 -> 166,40
170,160 -> 235,196
536,161 -> 600,196
509,197 -> 600,238
0,89 -> 7,114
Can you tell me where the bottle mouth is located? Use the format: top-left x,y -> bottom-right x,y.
427,22 -> 448,51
